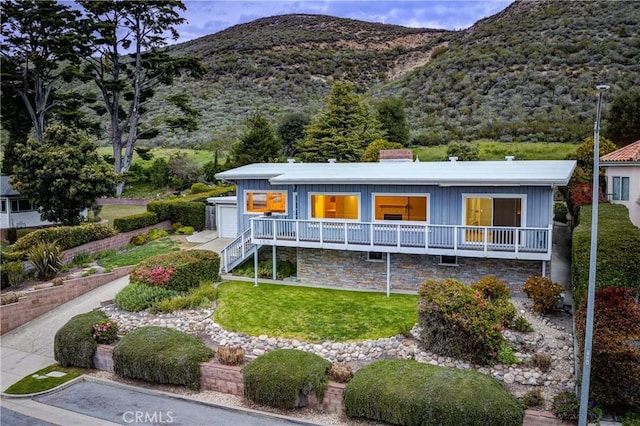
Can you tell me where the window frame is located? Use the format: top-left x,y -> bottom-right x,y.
10,198 -> 36,213
612,176 -> 630,201
243,190 -> 288,215
367,251 -> 385,262
308,192 -> 361,222
461,193 -> 527,228
0,198 -> 7,214
372,193 -> 430,224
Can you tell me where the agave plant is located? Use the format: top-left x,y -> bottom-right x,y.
28,241 -> 63,280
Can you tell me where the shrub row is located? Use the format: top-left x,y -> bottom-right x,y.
129,250 -> 220,292
243,349 -> 330,409
417,278 -> 515,365
344,360 -> 523,426
113,211 -> 159,233
114,283 -> 182,312
576,288 -> 640,413
13,223 -> 117,252
147,201 -> 205,231
113,326 -> 214,390
572,204 -> 640,304
54,311 -> 109,368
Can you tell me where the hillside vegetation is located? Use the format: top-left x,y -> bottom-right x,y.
140,1 -> 638,149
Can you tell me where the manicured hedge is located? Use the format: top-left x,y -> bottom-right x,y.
13,223 -> 117,252
243,349 -> 331,409
113,326 -> 214,390
344,360 -> 523,426
572,204 -> 640,304
576,288 -> 640,413
129,250 -> 220,291
113,211 -> 159,232
54,310 -> 108,368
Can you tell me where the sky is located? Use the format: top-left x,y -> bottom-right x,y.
176,1 -> 514,44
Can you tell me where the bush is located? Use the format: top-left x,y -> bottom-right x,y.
0,261 -> 24,287
175,226 -> 195,235
522,276 -> 563,313
129,250 -> 220,292
576,287 -> 640,412
521,389 -> 544,409
216,346 -> 245,366
14,223 -> 117,251
72,251 -> 93,267
146,228 -> 168,241
497,345 -> 520,365
418,278 -> 514,364
551,390 -> 580,423
54,311 -> 108,368
530,352 -> 552,372
113,211 -> 159,233
344,360 -> 523,426
151,282 -> 216,313
147,200 -> 205,231
130,234 -> 146,246
572,204 -> 640,305
190,182 -> 212,194
114,283 -> 182,312
470,276 -> 511,301
243,349 -> 330,409
92,319 -> 119,344
235,259 -> 297,280
28,241 -> 62,280
1,292 -> 20,305
328,362 -> 353,383
553,202 -> 569,223
512,316 -> 534,332
113,326 -> 214,390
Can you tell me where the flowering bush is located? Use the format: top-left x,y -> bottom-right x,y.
470,276 -> 511,301
129,250 -> 220,291
522,276 -> 563,313
131,265 -> 175,287
92,319 -> 119,344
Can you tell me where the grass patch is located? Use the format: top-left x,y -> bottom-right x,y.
4,364 -> 84,395
97,237 -> 179,269
215,281 -> 418,342
414,141 -> 577,161
98,204 -> 148,224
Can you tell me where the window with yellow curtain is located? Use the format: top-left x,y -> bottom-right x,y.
246,191 -> 286,213
374,195 -> 427,222
311,194 -> 359,220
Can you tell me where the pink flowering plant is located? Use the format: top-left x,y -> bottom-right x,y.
92,319 -> 119,344
131,265 -> 175,287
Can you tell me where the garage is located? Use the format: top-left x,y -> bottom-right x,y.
207,196 -> 238,238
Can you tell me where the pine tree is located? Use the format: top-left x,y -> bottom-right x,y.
230,112 -> 281,167
376,97 -> 410,146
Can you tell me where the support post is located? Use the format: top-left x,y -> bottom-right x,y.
386,253 -> 391,297
272,245 -> 277,281
254,249 -> 259,287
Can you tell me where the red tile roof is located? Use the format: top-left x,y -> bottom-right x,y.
600,140 -> 640,162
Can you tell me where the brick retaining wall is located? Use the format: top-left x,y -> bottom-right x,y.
0,266 -> 133,335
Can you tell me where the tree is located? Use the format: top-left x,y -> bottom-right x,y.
230,112 -> 281,168
10,126 -> 117,226
361,139 -> 404,162
298,81 -> 386,162
568,136 -> 618,182
77,0 -> 206,195
375,97 -> 410,146
1,0 -> 84,142
445,142 -> 480,161
605,89 -> 640,147
277,112 -> 310,158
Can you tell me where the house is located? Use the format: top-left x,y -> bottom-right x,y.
0,175 -> 56,240
215,154 -> 576,292
600,140 -> 640,228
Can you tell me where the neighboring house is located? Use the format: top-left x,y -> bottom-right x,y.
600,140 -> 640,228
0,176 -> 56,239
216,153 -> 576,292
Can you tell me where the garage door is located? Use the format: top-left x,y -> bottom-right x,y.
218,205 -> 238,238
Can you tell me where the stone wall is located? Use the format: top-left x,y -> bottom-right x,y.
1,266 -> 133,335
296,248 -> 546,292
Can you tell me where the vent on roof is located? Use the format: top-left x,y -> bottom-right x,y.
379,149 -> 413,162
505,156 -> 515,161
287,158 -> 296,164
328,158 -> 337,163
449,156 -> 458,162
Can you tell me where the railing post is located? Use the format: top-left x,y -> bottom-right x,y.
515,227 -> 519,255
320,221 -> 324,244
425,225 -> 429,250
370,223 -> 374,248
272,218 -> 276,243
296,220 -> 300,243
454,226 -> 458,252
397,225 -> 401,248
547,225 -> 553,257
484,228 -> 488,254
344,222 -> 348,247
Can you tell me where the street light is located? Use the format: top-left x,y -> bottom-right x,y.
578,84 -> 609,426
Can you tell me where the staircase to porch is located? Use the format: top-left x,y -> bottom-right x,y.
219,228 -> 259,274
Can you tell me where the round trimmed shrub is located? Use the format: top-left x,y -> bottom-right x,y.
243,349 -> 331,409
54,310 -> 109,368
344,360 -> 523,426
129,250 -> 220,291
113,326 -> 214,390
470,275 -> 511,301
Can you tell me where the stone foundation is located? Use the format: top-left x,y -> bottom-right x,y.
296,248 -> 546,292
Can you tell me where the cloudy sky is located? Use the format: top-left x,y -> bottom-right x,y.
176,1 -> 514,43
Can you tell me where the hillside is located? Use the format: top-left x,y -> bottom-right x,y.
148,0 -> 639,149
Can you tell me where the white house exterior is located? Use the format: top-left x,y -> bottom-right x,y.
600,140 -> 640,228
0,176 -> 56,238
215,157 -> 576,292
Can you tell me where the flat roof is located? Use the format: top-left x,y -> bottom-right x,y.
216,160 -> 577,186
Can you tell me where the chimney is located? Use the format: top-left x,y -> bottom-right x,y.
379,149 -> 414,162
449,156 -> 458,162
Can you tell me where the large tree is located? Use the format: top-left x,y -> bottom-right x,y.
277,112 -> 310,158
375,97 -> 410,146
230,112 -> 281,168
605,89 -> 640,147
298,81 -> 385,162
10,126 -> 117,226
0,0 -> 83,142
77,0 -> 205,195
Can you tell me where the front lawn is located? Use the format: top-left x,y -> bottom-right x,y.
4,364 -> 84,394
214,281 -> 418,342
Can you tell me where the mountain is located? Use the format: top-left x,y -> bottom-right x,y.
150,0 -> 640,149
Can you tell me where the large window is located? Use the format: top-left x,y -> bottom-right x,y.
463,194 -> 525,244
245,191 -> 287,214
612,176 -> 630,201
310,194 -> 359,220
10,198 -> 35,213
374,195 -> 427,222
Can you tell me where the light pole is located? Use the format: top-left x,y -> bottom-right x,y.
578,84 -> 609,426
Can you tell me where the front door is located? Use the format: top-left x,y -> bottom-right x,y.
464,197 -> 522,244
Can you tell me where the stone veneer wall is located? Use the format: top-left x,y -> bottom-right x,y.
296,248 -> 547,292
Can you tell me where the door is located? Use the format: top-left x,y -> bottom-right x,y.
464,197 -> 522,244
218,205 -> 238,238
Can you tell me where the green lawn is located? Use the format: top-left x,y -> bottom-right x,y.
97,147 -> 216,168
414,140 -> 577,161
4,364 -> 84,394
99,204 -> 148,224
214,281 -> 418,342
97,237 -> 180,269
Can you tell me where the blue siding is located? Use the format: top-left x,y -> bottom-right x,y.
237,180 -> 553,231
